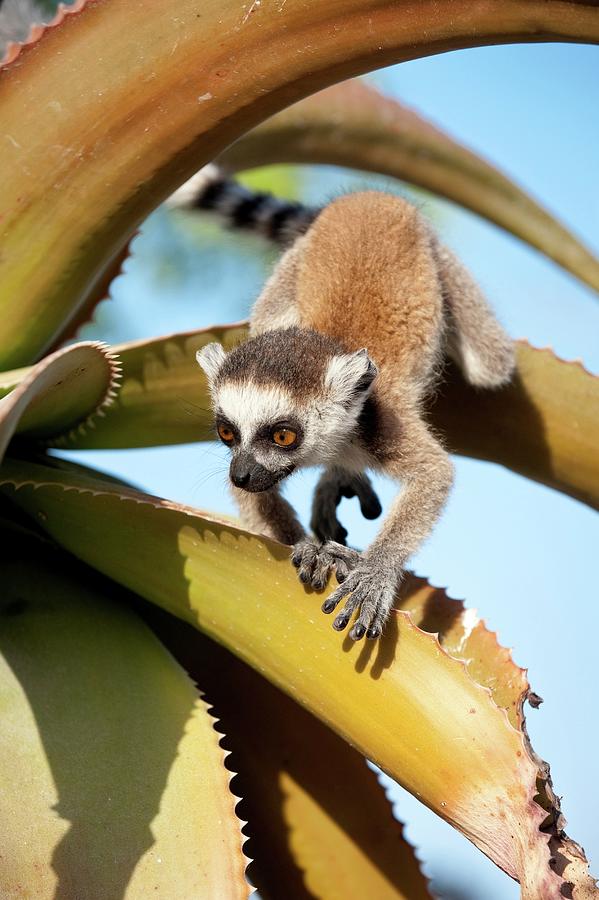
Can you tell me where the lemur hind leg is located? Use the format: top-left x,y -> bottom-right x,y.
322,413 -> 454,641
310,469 -> 382,545
290,470 -> 383,592
430,233 -> 515,388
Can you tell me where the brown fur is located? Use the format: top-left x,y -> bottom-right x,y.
297,192 -> 445,398
208,189 -> 514,640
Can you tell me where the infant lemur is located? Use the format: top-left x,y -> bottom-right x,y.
171,167 -> 514,641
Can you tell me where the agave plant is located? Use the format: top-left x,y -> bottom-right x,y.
1,1 -> 598,898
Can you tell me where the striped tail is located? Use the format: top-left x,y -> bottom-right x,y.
167,164 -> 319,244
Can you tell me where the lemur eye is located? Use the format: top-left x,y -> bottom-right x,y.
272,427 -> 297,447
217,424 -> 235,444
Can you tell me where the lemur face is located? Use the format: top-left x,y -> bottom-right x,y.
196,329 -> 377,494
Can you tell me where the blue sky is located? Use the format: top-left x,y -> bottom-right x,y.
66,40 -> 599,900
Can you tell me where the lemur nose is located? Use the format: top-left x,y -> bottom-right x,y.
231,469 -> 251,488
230,452 -> 255,488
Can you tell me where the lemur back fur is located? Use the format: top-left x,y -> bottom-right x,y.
178,167 -> 515,641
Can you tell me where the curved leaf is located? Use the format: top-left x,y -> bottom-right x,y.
1,457 -> 595,899
150,612 -> 432,900
431,345 -> 599,510
1,0 -> 599,367
0,515 -> 249,899
0,341 -> 121,461
218,80 -> 599,293
25,327 -> 598,510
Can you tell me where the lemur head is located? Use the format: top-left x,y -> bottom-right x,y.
197,327 -> 378,493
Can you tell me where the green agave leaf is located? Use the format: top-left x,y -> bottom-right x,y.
11,327 -> 594,509
149,611 -> 433,900
0,341 -> 121,461
0,514 -> 249,899
1,457 -> 595,899
1,0 -> 598,368
218,79 -> 599,293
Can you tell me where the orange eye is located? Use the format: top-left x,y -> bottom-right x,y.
217,424 -> 235,443
272,428 -> 297,447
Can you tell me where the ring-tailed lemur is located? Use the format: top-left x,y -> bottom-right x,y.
170,166 -> 514,641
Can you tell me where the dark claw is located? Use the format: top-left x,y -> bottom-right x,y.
322,599 -> 337,614
299,570 -> 311,584
336,568 -> 347,584
350,623 -> 366,641
366,626 -> 381,640
333,614 -> 350,631
312,576 -> 327,591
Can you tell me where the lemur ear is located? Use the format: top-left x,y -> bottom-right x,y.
324,348 -> 378,406
196,342 -> 226,383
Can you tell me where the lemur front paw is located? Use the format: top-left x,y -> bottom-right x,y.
311,474 -> 382,545
321,565 -> 398,641
291,539 -> 361,591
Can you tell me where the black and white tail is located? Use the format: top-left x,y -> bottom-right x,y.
167,164 -> 319,244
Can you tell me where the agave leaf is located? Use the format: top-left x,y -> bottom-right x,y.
0,457 -> 595,899
431,344 -> 599,510
14,327 -> 595,509
48,234 -> 138,352
149,611 -> 432,900
0,514 -> 249,899
1,1 -> 599,368
218,80 -> 599,293
0,341 -> 121,461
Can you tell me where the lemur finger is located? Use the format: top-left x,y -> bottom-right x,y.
311,552 -> 336,591
333,592 -> 363,632
321,571 -> 359,616
365,603 -> 392,640
335,558 -> 351,583
350,599 -> 381,641
335,545 -> 362,568
291,540 -> 318,584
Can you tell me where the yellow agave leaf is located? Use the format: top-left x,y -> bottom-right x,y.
0,341 -> 121,460
0,458 -> 595,899
219,79 -> 599,293
0,517 -> 249,899
30,327 -> 598,510
149,612 -> 432,900
431,343 -> 599,510
2,1 -> 599,368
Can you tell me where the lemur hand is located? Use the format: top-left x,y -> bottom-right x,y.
291,539 -> 361,591
321,561 -> 399,641
311,473 -> 382,545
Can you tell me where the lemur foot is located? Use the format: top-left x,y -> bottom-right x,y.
321,565 -> 398,641
311,473 -> 382,545
291,539 -> 361,591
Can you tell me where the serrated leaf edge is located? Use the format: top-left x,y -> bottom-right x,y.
44,341 -> 123,447
0,472 -> 591,896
